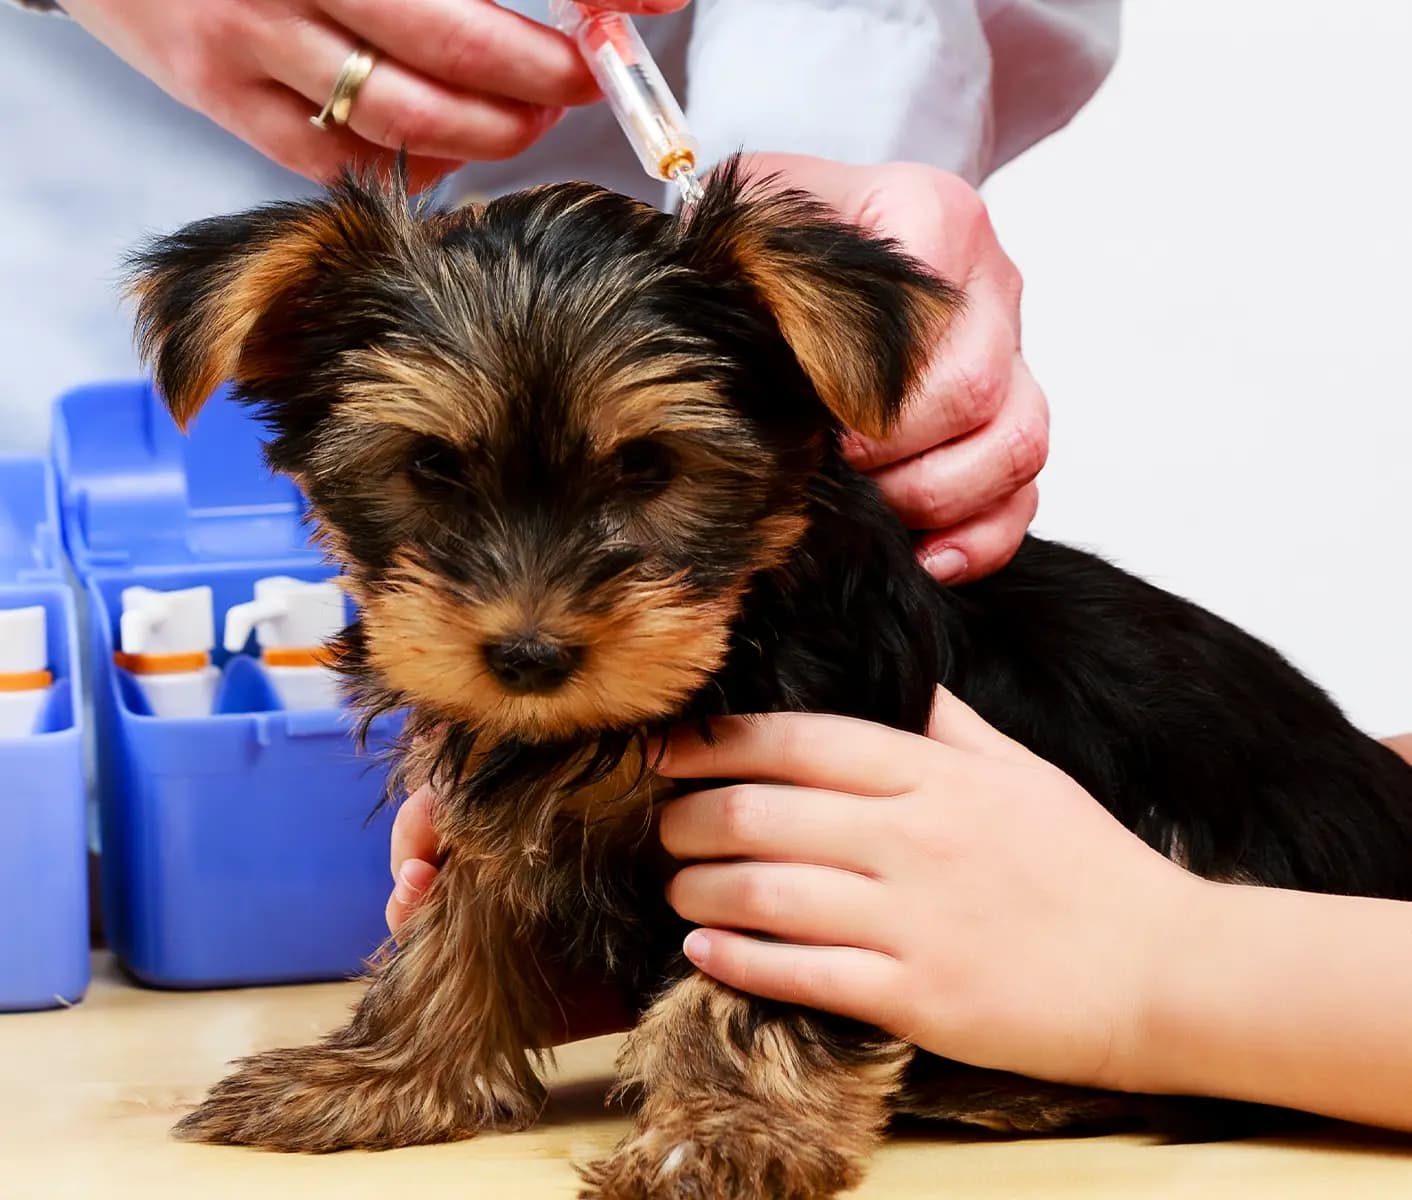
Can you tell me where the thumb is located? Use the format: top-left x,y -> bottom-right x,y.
927,685 -> 1038,766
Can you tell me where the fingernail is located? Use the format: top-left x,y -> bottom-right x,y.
652,725 -> 706,773
394,861 -> 427,904
923,546 -> 968,582
683,930 -> 711,967
839,432 -> 869,462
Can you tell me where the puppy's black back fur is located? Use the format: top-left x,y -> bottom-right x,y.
950,536 -> 1412,898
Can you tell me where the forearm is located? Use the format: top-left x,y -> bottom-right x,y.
1132,880 -> 1412,1131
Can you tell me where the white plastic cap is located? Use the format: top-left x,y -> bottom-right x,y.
0,606 -> 47,675
223,576 -> 346,654
120,586 -> 216,656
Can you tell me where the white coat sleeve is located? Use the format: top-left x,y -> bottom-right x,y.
683,0 -> 1121,184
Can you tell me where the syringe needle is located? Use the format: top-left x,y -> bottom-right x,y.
672,166 -> 705,207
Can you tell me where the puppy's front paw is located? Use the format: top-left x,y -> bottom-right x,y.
579,1105 -> 861,1200
174,1044 -> 544,1153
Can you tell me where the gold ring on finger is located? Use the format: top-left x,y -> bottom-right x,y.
310,45 -> 377,130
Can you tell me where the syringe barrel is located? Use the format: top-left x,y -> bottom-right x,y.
550,0 -> 699,183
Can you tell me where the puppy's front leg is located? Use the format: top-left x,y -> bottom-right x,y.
174,847 -> 547,1152
583,973 -> 910,1200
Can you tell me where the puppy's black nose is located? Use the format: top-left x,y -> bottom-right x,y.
483,637 -> 584,695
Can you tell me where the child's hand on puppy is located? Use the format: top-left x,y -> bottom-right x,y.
738,154 -> 1048,584
656,687 -> 1197,1094
388,686 -> 1197,1087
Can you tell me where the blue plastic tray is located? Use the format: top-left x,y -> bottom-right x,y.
51,381 -> 400,989
0,456 -> 89,1011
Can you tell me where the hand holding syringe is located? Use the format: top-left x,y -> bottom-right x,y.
549,1 -> 705,206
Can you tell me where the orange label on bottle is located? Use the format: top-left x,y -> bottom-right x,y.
113,651 -> 210,676
263,646 -> 339,669
0,669 -> 52,692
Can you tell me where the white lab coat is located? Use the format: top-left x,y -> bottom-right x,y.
0,0 -> 1119,450
451,1 -> 1121,203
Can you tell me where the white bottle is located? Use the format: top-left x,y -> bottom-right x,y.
116,585 -> 221,719
224,576 -> 346,711
0,606 -> 52,738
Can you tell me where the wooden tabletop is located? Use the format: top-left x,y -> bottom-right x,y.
5,953 -> 1411,1199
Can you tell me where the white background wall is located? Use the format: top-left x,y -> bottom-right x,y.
983,0 -> 1411,736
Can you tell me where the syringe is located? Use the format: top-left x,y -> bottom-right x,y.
549,0 -> 705,207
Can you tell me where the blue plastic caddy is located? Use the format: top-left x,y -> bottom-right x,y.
51,380 -> 400,989
0,456 -> 89,1011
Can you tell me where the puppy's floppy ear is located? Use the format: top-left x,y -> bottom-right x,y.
124,171 -> 412,429
680,156 -> 963,439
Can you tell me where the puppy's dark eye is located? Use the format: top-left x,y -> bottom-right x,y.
615,438 -> 676,495
407,437 -> 464,489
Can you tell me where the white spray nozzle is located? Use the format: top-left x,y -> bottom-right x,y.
119,586 -> 215,657
224,576 -> 346,655
0,606 -> 47,676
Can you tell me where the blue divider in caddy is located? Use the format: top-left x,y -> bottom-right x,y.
0,457 -> 89,1011
51,380 -> 401,989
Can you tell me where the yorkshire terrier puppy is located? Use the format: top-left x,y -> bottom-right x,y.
127,159 -> 1412,1198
